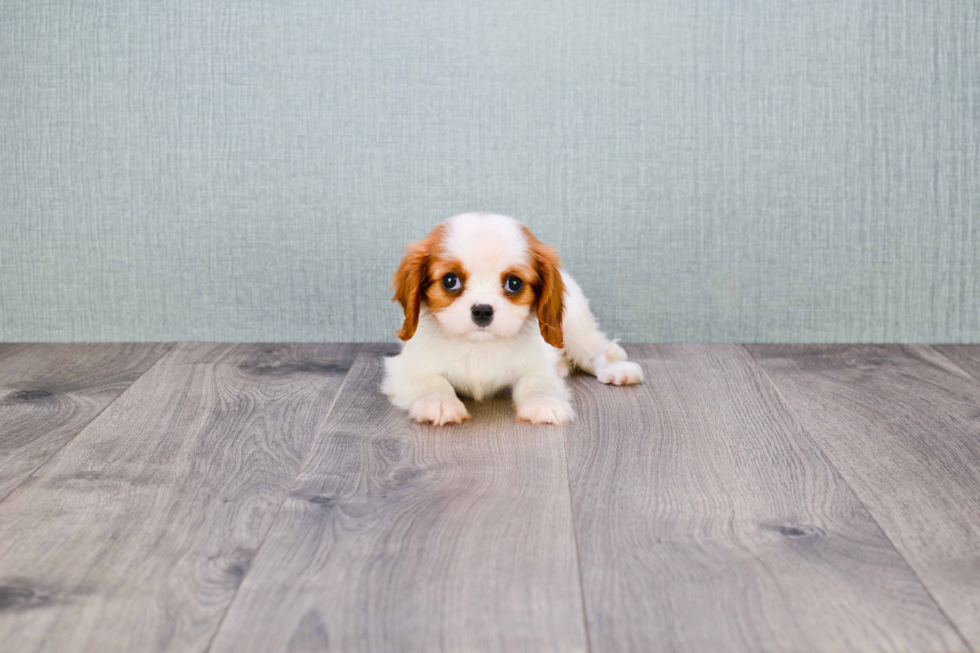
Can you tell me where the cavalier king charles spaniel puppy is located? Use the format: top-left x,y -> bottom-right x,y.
383,212 -> 643,425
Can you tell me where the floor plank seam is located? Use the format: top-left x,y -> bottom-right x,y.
739,344 -> 975,651
0,343 -> 175,507
562,417 -> 594,653
925,344 -> 980,386
203,342 -> 365,653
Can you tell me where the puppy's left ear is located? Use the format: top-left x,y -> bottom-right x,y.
523,226 -> 565,348
392,225 -> 444,341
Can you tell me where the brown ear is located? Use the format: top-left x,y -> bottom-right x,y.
392,226 -> 444,340
522,226 -> 565,348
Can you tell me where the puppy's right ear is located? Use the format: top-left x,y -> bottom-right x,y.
392,226 -> 443,341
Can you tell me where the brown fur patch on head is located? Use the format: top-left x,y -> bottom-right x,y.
521,225 -> 565,348
392,225 -> 446,340
425,258 -> 467,312
500,265 -> 538,307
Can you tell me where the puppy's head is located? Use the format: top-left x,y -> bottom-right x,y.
392,213 -> 564,347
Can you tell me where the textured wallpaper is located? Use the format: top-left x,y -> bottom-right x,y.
1,0 -> 978,342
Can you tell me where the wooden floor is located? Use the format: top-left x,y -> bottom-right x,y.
1,344 -> 979,652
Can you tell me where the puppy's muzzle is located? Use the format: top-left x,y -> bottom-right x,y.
471,304 -> 494,327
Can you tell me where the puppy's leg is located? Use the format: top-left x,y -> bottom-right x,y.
560,272 -> 643,385
513,366 -> 575,425
382,356 -> 469,425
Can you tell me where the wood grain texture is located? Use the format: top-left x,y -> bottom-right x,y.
210,344 -> 587,653
566,344 -> 966,652
747,344 -> 980,648
0,343 -> 172,502
0,343 -> 358,652
934,345 -> 980,383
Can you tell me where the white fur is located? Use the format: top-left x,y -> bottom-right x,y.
383,213 -> 643,425
426,213 -> 534,342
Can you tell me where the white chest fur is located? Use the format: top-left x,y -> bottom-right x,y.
394,311 -> 558,401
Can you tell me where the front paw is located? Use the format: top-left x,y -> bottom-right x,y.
517,396 -> 576,425
408,394 -> 470,426
597,361 -> 643,385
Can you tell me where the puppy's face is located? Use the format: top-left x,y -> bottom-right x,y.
392,214 -> 565,347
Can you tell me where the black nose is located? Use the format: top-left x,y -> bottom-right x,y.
471,304 -> 494,326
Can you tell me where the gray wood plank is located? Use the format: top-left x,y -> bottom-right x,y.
567,344 -> 966,652
934,345 -> 980,383
0,343 -> 359,652
210,344 -> 587,653
748,344 -> 980,649
0,343 -> 173,502
162,342 -> 360,368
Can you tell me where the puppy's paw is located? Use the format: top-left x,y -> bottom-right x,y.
409,394 -> 470,426
516,396 -> 576,425
597,361 -> 643,386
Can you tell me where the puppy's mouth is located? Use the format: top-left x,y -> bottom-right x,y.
465,330 -> 497,342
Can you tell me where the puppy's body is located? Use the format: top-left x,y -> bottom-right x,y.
383,213 -> 642,425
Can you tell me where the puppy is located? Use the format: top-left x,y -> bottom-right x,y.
383,213 -> 642,425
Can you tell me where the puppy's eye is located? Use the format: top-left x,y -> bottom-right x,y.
442,273 -> 462,291
504,276 -> 523,294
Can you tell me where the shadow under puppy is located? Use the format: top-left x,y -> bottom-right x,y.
383,213 -> 642,425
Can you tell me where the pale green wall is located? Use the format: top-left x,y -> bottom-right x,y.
1,0 -> 977,342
